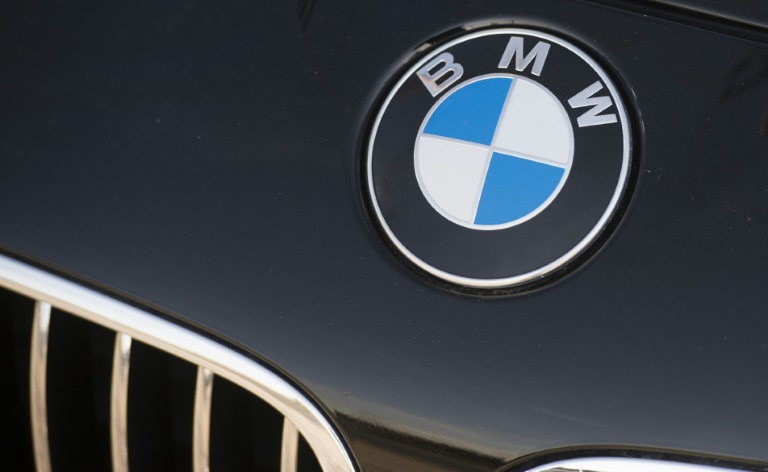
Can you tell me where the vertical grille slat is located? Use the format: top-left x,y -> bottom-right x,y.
281,418 -> 299,472
111,333 -> 132,472
30,300 -> 52,472
193,367 -> 213,472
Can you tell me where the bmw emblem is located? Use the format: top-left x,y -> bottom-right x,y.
366,28 -> 633,291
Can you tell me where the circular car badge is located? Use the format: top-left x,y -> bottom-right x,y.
366,28 -> 632,290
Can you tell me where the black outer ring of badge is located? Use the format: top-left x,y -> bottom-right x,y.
365,28 -> 633,292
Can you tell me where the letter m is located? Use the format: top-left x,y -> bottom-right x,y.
497,37 -> 550,76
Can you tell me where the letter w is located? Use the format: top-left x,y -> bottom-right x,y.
568,81 -> 618,127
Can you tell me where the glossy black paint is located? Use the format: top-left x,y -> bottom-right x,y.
646,0 -> 768,30
1,1 -> 767,471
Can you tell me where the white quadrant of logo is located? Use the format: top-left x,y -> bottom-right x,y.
414,74 -> 574,230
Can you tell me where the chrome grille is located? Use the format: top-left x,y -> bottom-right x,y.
0,253 -> 355,472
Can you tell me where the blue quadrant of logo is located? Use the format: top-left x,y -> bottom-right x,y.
475,152 -> 564,225
423,77 -> 512,146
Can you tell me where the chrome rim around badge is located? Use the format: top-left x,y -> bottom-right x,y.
366,28 -> 633,290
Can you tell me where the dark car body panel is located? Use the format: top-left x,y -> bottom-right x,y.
1,1 -> 767,470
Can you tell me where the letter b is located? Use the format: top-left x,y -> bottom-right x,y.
417,53 -> 464,97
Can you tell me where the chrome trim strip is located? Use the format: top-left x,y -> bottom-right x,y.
111,333 -> 131,472
0,253 -> 355,472
528,458 -> 746,472
280,417 -> 299,472
30,300 -> 52,472
193,367 -> 213,472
